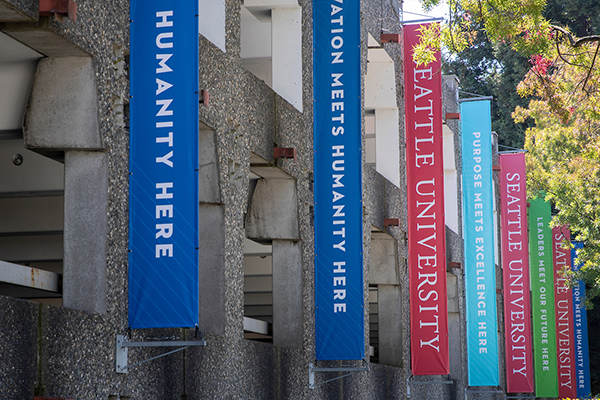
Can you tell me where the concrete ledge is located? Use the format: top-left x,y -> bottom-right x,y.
0,18 -> 88,57
0,0 -> 37,22
24,57 -> 103,150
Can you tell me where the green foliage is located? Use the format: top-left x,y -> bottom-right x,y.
415,0 -> 600,299
442,32 -> 533,148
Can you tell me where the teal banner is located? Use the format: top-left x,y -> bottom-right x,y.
528,197 -> 558,397
460,100 -> 499,385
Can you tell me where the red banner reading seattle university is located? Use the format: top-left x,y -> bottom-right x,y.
499,153 -> 534,393
404,23 -> 449,375
553,226 -> 577,398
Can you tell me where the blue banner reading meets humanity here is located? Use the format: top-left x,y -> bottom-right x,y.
129,0 -> 199,329
572,242 -> 591,398
460,99 -> 499,385
313,0 -> 364,360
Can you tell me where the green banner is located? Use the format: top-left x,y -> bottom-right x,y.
528,197 -> 558,397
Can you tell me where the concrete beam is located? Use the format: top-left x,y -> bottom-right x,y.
198,204 -> 226,335
0,0 -> 37,22
272,239 -> 302,348
369,232 -> 399,285
377,284 -> 403,367
24,57 -> 103,150
245,178 -> 299,240
0,18 -> 88,57
62,151 -> 107,314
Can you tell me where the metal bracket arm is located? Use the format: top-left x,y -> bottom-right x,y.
464,388 -> 504,400
116,335 -> 206,374
406,376 -> 454,399
308,363 -> 369,389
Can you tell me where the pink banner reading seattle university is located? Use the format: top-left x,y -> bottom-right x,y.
553,225 -> 577,398
499,153 -> 534,393
404,23 -> 449,375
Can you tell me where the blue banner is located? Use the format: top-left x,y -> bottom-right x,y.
572,242 -> 591,398
313,0 -> 363,360
460,100 -> 499,385
129,0 -> 199,329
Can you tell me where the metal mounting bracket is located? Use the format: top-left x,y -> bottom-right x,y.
116,334 -> 206,374
464,388 -> 504,400
308,363 -> 369,389
406,375 -> 454,398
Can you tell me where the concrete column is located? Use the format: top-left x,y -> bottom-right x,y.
447,272 -> 463,381
369,232 -> 399,285
272,239 -> 302,348
199,128 -> 221,204
272,6 -> 302,111
62,151 -> 107,314
199,0 -> 225,51
199,204 -> 226,335
377,284 -> 403,366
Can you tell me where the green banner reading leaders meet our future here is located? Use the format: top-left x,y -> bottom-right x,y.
528,196 -> 558,397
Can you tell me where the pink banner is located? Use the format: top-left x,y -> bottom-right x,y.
499,153 -> 534,392
404,23 -> 449,375
553,226 -> 577,398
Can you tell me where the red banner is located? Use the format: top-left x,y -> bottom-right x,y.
499,153 -> 534,392
404,23 -> 449,375
553,226 -> 576,398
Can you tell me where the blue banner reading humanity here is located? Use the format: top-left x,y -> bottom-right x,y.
460,100 -> 499,385
313,0 -> 364,360
129,0 -> 199,329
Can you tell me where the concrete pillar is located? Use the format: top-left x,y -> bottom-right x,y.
199,128 -> 221,204
447,272 -> 462,381
272,239 -> 302,348
369,232 -> 402,366
62,151 -> 107,314
377,284 -> 403,366
272,6 -> 302,111
199,204 -> 226,335
369,232 -> 399,285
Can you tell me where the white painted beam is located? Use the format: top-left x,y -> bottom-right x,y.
0,260 -> 60,292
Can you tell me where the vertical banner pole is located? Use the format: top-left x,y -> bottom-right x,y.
527,197 -> 558,397
129,0 -> 200,329
460,100 -> 499,386
404,23 -> 449,375
313,0 -> 364,360
499,153 -> 534,393
571,241 -> 591,398
553,225 -> 577,398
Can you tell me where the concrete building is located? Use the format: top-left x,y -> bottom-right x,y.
0,0 -> 480,399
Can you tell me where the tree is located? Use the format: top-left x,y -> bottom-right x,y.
417,0 -> 600,300
442,32 -> 533,149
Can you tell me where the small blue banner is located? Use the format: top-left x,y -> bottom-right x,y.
572,242 -> 591,398
313,0 -> 364,360
129,0 -> 199,329
460,100 -> 499,385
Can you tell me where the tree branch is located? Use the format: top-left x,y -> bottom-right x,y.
551,25 -> 600,48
